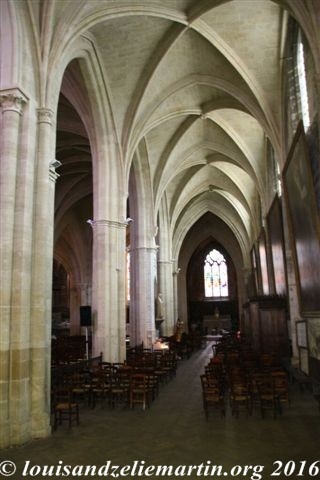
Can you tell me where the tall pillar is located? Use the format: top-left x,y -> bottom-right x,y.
158,260 -> 175,336
91,219 -> 127,362
30,108 -> 57,439
0,88 -> 28,448
157,198 -> 175,336
174,264 -> 184,330
130,246 -> 157,348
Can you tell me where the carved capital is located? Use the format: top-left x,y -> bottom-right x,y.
87,219 -> 127,230
37,108 -> 54,125
0,88 -> 28,115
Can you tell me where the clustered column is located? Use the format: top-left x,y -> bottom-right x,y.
0,88 -> 28,447
30,108 -> 57,440
157,260 -> 175,336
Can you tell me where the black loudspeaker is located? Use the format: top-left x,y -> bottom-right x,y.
80,306 -> 92,327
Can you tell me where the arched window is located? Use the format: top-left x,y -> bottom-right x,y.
283,19 -> 313,142
296,30 -> 310,130
126,250 -> 130,303
204,249 -> 228,297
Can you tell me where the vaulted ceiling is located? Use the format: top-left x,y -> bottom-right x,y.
50,0 -> 301,264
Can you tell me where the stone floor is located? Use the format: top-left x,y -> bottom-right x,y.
2,342 -> 320,480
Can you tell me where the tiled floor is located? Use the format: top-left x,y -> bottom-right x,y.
2,342 -> 320,480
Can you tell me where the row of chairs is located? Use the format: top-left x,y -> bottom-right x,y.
52,351 -> 179,429
52,371 -> 160,429
201,343 -> 290,419
201,370 -> 290,420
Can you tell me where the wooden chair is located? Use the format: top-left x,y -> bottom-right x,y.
53,386 -> 79,430
205,362 -> 224,383
200,374 -> 225,419
229,381 -> 252,418
257,377 -> 279,418
273,376 -> 290,413
129,373 -> 150,410
90,369 -> 109,408
160,352 -> 178,380
69,372 -> 91,406
145,373 -> 159,402
109,368 -> 131,408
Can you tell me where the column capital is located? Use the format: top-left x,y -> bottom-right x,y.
0,87 -> 28,115
37,108 -> 54,125
87,219 -> 127,230
131,246 -> 159,253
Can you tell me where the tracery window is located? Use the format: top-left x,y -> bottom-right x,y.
204,249 -> 228,297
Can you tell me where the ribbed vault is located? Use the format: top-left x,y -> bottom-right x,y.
21,0 -> 319,282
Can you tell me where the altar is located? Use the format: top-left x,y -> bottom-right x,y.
203,314 -> 231,334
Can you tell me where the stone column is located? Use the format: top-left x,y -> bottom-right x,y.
157,197 -> 176,336
173,264 -> 184,330
0,88 -> 28,447
30,108 -> 57,439
130,246 -> 157,348
158,260 -> 175,336
91,219 -> 127,362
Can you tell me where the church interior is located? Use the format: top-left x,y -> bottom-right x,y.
1,0 -> 320,466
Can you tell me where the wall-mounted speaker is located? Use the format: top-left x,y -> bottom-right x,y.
80,306 -> 92,327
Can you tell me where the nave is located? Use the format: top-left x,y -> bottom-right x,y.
3,342 -> 320,480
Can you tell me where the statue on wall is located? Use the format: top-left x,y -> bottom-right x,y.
174,318 -> 184,342
156,293 -> 165,320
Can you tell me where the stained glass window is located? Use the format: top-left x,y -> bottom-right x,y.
204,249 -> 228,297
